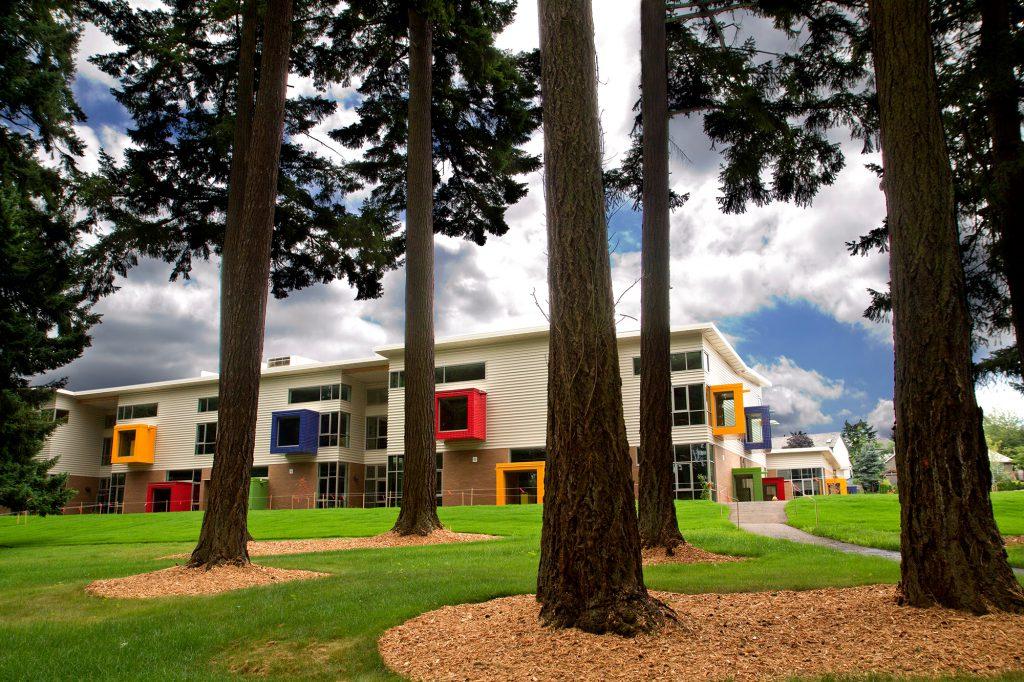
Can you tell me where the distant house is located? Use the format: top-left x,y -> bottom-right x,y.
761,432 -> 852,499
884,449 -> 1020,487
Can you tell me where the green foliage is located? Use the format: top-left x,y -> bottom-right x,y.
785,430 -> 814,448
84,0 -> 404,300
325,0 -> 542,245
984,411 -> 1024,468
843,419 -> 885,493
0,0 -> 97,514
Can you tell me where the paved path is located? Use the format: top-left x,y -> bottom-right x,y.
729,501 -> 1024,575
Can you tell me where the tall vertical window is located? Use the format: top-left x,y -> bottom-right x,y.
672,444 -> 713,500
672,384 -> 706,426
708,383 -> 745,435
366,387 -> 389,405
195,423 -> 217,455
364,464 -> 387,508
386,454 -> 442,506
100,437 -> 113,466
317,462 -> 347,508
389,371 -> 405,388
101,473 -> 126,514
365,415 -> 388,450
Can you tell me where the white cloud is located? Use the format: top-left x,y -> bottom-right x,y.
752,356 -> 846,432
866,398 -> 895,438
975,378 -> 1024,419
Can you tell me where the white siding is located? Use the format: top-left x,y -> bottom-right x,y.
766,451 -> 832,471
703,339 -> 765,466
41,393 -> 107,477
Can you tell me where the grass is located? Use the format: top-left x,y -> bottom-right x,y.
786,491 -> 1024,568
0,501 -> 917,680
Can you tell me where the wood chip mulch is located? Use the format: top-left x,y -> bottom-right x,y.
1005,535 -> 1024,546
378,586 -> 1024,681
165,529 -> 498,560
85,564 -> 328,599
641,544 -> 744,565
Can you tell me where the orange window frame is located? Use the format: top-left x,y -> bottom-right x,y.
707,383 -> 746,436
110,424 -> 157,464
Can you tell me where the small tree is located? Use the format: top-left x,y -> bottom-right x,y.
786,431 -> 814,448
853,445 -> 886,493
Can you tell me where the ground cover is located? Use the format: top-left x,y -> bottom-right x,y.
786,491 -> 1024,567
0,502 -> 916,680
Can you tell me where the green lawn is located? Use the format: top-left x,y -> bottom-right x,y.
0,502 -> 901,680
786,491 -> 1024,567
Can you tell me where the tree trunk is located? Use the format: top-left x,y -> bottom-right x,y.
868,0 -> 1024,613
190,0 -> 294,567
979,0 -> 1024,375
392,7 -> 442,536
536,0 -> 671,635
637,0 -> 683,552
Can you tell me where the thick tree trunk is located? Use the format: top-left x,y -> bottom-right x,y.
190,0 -> 294,567
868,0 -> 1024,613
536,0 -> 670,635
392,7 -> 442,536
979,0 -> 1024,375
637,0 -> 683,552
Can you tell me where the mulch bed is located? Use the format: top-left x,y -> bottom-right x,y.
86,564 -> 328,599
1004,535 -> 1024,546
641,544 -> 744,566
378,586 -> 1024,681
165,529 -> 498,560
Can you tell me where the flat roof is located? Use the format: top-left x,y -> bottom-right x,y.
56,321 -> 770,398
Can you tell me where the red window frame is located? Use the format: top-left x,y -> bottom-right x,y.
434,389 -> 487,441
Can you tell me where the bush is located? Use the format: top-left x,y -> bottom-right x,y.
994,478 -> 1024,492
879,480 -> 893,494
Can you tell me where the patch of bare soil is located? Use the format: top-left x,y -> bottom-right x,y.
86,564 -> 328,599
378,586 -> 1024,681
1004,535 -> 1024,546
641,544 -> 744,566
164,529 -> 498,560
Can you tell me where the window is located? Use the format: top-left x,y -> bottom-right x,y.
195,422 -> 217,455
267,356 -> 291,368
437,362 -> 485,383
708,383 -> 745,435
779,467 -> 824,497
438,395 -> 469,432
117,403 -> 157,420
389,371 -> 405,388
319,411 -> 349,447
117,429 -> 137,458
251,466 -> 269,478
386,454 -> 442,507
364,464 -> 387,507
101,437 -> 113,466
100,473 -> 125,514
289,383 -> 350,404
52,408 -> 70,423
510,447 -> 546,463
366,415 -> 388,450
317,462 -> 347,508
673,444 -> 713,500
103,414 -> 116,429
277,416 -> 302,447
672,384 -> 706,426
198,396 -> 219,413
366,387 -> 389,405
633,351 -> 705,375
744,405 -> 772,450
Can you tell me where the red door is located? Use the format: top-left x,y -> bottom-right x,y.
762,476 -> 786,501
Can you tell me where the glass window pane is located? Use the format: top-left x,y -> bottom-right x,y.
277,417 -> 301,446
441,362 -> 486,383
289,386 -> 321,403
686,351 -> 702,370
688,384 -> 704,411
438,396 -> 469,431
714,390 -> 736,427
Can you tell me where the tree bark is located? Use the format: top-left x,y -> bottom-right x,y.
536,0 -> 671,635
638,0 -> 684,552
190,0 -> 294,567
979,0 -> 1024,375
868,0 -> 1024,613
392,7 -> 442,536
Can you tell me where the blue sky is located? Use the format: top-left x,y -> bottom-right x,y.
51,1 -> 1024,440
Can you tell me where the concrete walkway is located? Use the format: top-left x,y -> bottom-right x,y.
729,500 -> 1024,575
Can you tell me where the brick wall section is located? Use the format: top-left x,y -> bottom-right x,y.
267,461 -> 317,509
442,448 -> 509,506
63,475 -> 101,514
628,446 -> 639,499
713,445 -> 743,502
123,469 -> 168,514
345,462 -> 366,508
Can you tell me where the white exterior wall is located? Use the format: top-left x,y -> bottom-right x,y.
40,392 -> 107,477
766,451 -> 836,473
703,340 -> 766,467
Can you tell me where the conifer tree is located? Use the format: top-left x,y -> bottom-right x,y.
0,1 -> 99,514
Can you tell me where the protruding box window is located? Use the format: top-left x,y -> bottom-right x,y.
708,383 -> 746,436
434,389 -> 486,441
110,424 -> 157,464
270,409 -> 319,454
744,405 -> 772,450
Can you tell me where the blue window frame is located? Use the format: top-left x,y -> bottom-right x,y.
270,409 -> 320,454
744,405 -> 772,450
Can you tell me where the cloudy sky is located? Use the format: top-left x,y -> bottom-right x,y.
49,0 -> 1024,437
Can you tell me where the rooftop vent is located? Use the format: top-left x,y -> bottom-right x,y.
267,356 -> 291,368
